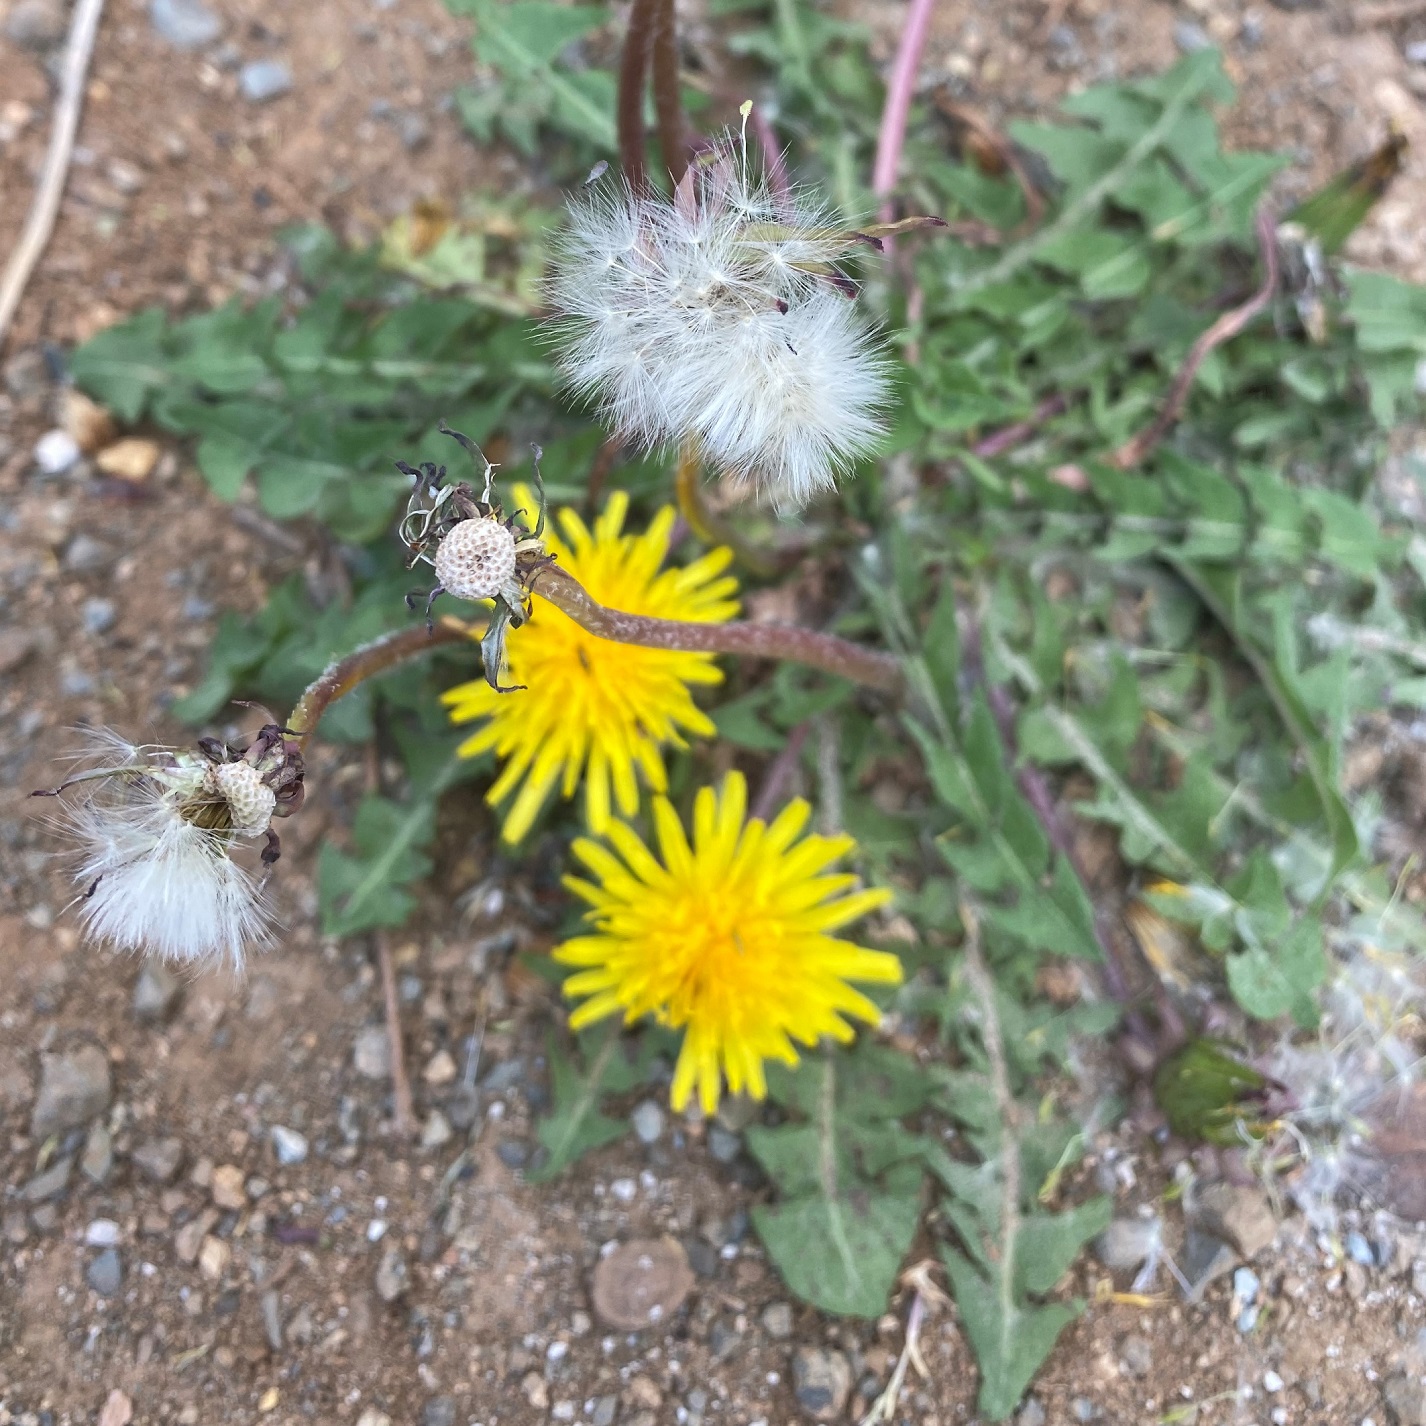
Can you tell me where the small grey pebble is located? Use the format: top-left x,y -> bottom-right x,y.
131,1136 -> 184,1183
87,1247 -> 123,1296
353,1026 -> 391,1079
31,1045 -> 111,1139
685,1238 -> 719,1278
707,1317 -> 740,1361
423,1398 -> 456,1426
1119,1333 -> 1153,1378
420,1110 -> 453,1149
1093,1218 -> 1158,1271
707,1126 -> 741,1163
239,60 -> 293,103
375,1246 -> 408,1302
481,1059 -> 524,1093
81,598 -> 116,635
132,962 -> 182,1023
631,1100 -> 664,1145
761,1301 -> 793,1339
34,429 -> 80,475
80,1122 -> 113,1185
60,669 -> 95,697
149,0 -> 223,48
4,0 -> 66,51
1016,1402 -> 1047,1426
791,1345 -> 852,1420
396,112 -> 431,150
271,1125 -> 308,1165
64,533 -> 112,573
398,974 -> 423,1004
180,594 -> 215,621
591,1397 -> 618,1426
260,1288 -> 283,1350
1071,1399 -> 1097,1423
496,1139 -> 529,1170
1174,20 -> 1212,52
84,1218 -> 121,1247
1346,1231 -> 1375,1268
1407,40 -> 1426,63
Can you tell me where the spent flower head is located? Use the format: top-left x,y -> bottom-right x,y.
549,128 -> 932,508
443,486 -> 737,843
555,770 -> 903,1114
34,723 -> 305,969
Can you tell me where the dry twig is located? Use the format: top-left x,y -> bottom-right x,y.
0,0 -> 107,350
377,932 -> 418,1140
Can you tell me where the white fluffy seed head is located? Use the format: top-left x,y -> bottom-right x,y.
548,148 -> 890,509
55,736 -> 275,970
207,760 -> 277,836
434,517 -> 518,602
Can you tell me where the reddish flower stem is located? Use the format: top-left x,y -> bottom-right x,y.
648,0 -> 687,184
531,563 -> 907,696
871,0 -> 938,227
618,0 -> 657,189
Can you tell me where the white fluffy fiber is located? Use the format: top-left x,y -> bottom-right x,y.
60,739 -> 272,969
549,155 -> 890,508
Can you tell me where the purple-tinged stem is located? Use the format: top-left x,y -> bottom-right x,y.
871,0 -> 937,231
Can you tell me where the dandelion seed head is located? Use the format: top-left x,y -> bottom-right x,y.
434,514 -> 520,604
548,141 -> 891,508
43,729 -> 301,970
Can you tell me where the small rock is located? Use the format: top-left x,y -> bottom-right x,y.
149,0 -> 223,48
239,60 -> 293,102
1407,40 -> 1426,63
423,1400 -> 456,1426
87,1247 -> 123,1296
1119,1333 -> 1153,1378
62,389 -> 116,452
96,438 -> 161,483
423,1048 -> 457,1086
791,1345 -> 853,1421
82,597 -> 117,635
174,1216 -> 209,1264
421,1110 -> 453,1149
1071,1399 -> 1096,1423
707,1126 -> 741,1163
132,962 -> 183,1022
761,1302 -> 794,1339
1347,1231 -> 1376,1267
1016,1402 -> 1047,1426
611,1177 -> 637,1204
375,1245 -> 409,1302
84,1218 -> 122,1246
685,1238 -> 718,1278
198,1234 -> 230,1281
4,0 -> 66,50
31,1044 -> 111,1138
1093,1218 -> 1159,1272
211,1163 -> 247,1210
65,533 -> 113,573
1264,1369 -> 1284,1393
396,112 -> 431,150
353,1027 -> 391,1080
81,1122 -> 114,1184
19,1155 -> 72,1204
0,628 -> 38,675
270,1126 -> 308,1166
1411,1260 -> 1426,1298
132,1136 -> 184,1183
1173,19 -> 1212,51
1181,1228 -> 1238,1304
1190,1182 -> 1277,1259
631,1101 -> 664,1145
591,1237 -> 694,1330
708,1317 -> 741,1361
356,1413 -> 392,1426
34,428 -> 81,474
496,1139 -> 528,1170
1384,1370 -> 1426,1426
260,1288 -> 283,1350
3,345 -> 50,397
591,1396 -> 619,1426
98,1389 -> 133,1426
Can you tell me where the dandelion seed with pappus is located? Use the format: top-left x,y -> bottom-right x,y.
33,724 -> 305,969
550,121 -> 940,508
554,771 -> 903,1115
442,486 -> 738,843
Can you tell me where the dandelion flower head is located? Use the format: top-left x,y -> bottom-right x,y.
555,771 -> 903,1114
46,732 -> 285,968
442,487 -> 738,843
549,138 -> 892,509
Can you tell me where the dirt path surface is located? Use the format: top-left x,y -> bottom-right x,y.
4,1 -> 1426,1424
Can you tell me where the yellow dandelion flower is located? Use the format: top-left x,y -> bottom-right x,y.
442,487 -> 738,844
555,771 -> 903,1115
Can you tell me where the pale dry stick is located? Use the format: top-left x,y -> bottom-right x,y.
1355,0 -> 1426,22
376,930 -> 418,1140
871,0 -> 938,233
0,0 -> 107,349
1108,206 -> 1280,470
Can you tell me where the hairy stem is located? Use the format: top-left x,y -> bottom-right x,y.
649,0 -> 686,184
871,0 -> 936,227
617,0 -> 656,188
286,617 -> 478,744
531,563 -> 907,695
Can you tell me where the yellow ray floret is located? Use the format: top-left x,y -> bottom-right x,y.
442,487 -> 739,843
555,771 -> 903,1115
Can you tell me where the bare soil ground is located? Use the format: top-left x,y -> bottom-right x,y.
4,0 -> 1426,1424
